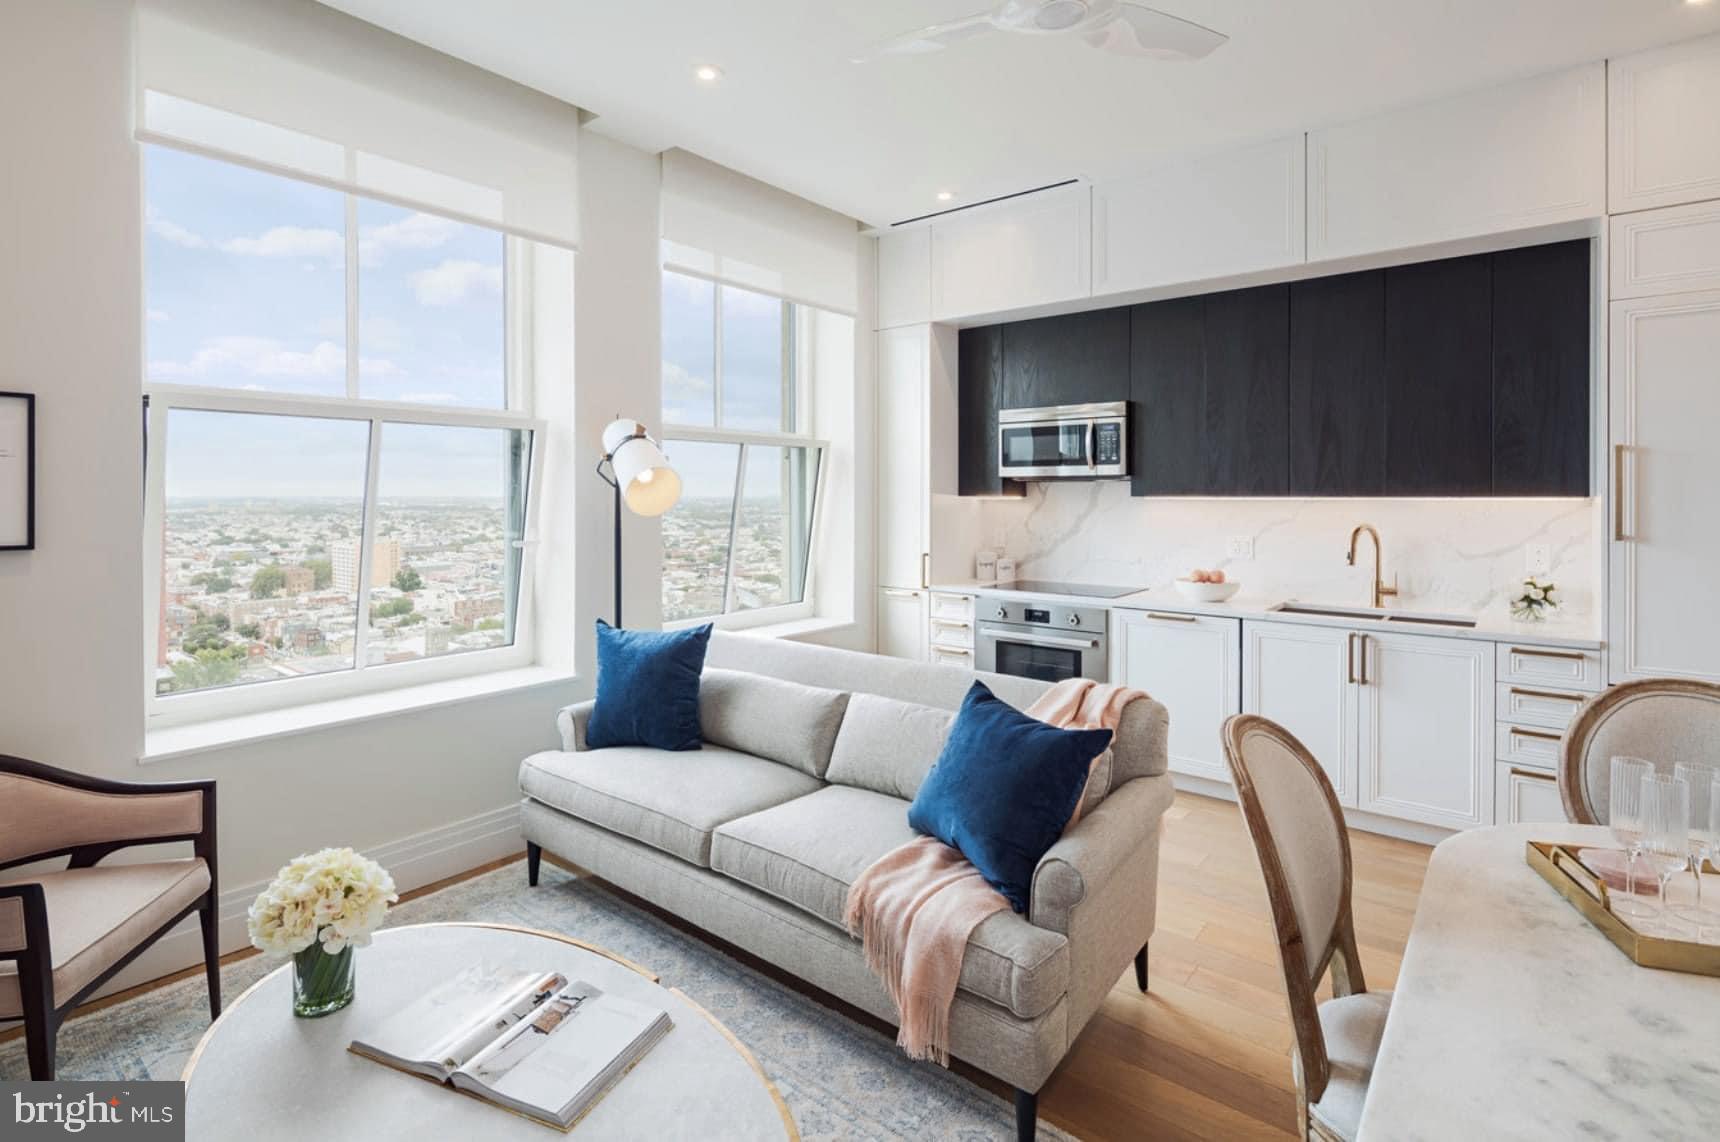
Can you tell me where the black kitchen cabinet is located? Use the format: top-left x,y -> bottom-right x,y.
1492,240 -> 1591,495
1383,255 -> 1495,496
1000,308 -> 1130,410
1204,285 -> 1290,495
1289,270 -> 1386,495
957,325 -> 1012,496
1131,296 -> 1206,495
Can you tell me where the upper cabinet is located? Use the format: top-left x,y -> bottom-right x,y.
999,307 -> 1130,409
957,325 -> 1012,497
1609,33 -> 1720,214
929,183 -> 1091,321
1308,64 -> 1605,260
1610,200 -> 1720,299
1092,135 -> 1306,295
876,227 -> 931,329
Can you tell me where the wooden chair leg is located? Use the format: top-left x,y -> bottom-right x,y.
1134,943 -> 1149,992
526,842 -> 542,887
1014,1087 -> 1038,1142
199,897 -> 222,1019
19,955 -> 56,1081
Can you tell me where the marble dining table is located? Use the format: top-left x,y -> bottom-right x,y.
1356,823 -> 1720,1141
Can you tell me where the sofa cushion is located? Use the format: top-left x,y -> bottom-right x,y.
825,693 -> 953,800
0,859 -> 210,1015
699,668 -> 851,779
519,747 -> 821,866
586,621 -> 711,752
710,786 -> 1071,1020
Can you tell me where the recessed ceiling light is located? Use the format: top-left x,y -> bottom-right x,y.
694,65 -> 724,83
936,191 -> 954,201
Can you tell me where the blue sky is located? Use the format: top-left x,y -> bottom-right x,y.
146,145 -> 511,499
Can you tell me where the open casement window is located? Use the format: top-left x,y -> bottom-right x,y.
142,142 -> 544,725
660,270 -> 827,627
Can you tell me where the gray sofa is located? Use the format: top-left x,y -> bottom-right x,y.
518,632 -> 1172,1140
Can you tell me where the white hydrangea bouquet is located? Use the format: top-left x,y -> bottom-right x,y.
1511,576 -> 1559,622
248,847 -> 397,1017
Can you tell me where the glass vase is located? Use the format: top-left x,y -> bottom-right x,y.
292,942 -> 356,1018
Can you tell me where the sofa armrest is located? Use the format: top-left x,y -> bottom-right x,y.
1030,774 -> 1175,936
556,700 -> 596,752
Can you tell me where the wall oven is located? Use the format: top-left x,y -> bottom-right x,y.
974,594 -> 1109,683
997,401 -> 1129,480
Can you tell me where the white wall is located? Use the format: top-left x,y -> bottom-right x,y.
0,0 -> 667,989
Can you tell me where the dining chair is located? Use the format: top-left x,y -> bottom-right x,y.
1221,714 -> 1389,1142
0,754 -> 219,1079
1559,678 -> 1720,825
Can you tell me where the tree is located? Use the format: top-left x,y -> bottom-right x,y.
392,566 -> 424,593
182,623 -> 230,654
304,557 -> 333,590
236,622 -> 262,640
191,571 -> 235,594
250,564 -> 287,599
369,596 -> 414,621
167,646 -> 245,691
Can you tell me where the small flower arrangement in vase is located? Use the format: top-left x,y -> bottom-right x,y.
1511,576 -> 1559,622
248,847 -> 398,1017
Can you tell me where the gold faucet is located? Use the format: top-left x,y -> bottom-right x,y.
1346,524 -> 1399,609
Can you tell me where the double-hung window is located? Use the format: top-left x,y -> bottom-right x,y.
143,143 -> 543,722
659,270 -> 826,626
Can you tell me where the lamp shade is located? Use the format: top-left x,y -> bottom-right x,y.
602,418 -> 682,517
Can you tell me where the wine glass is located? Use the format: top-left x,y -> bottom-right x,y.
1640,773 -> 1691,932
1673,762 -> 1718,920
1609,756 -> 1655,917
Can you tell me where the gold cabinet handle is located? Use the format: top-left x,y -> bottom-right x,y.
921,552 -> 930,589
1510,646 -> 1586,663
1358,634 -> 1370,685
1509,766 -> 1558,782
1510,727 -> 1564,743
1145,612 -> 1197,623
1347,632 -> 1359,685
1613,444 -> 1633,542
1509,687 -> 1582,704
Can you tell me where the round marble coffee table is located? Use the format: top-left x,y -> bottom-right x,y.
183,922 -> 796,1140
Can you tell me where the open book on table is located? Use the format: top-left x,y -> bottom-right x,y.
349,963 -> 673,1130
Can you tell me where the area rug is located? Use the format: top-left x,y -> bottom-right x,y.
0,861 -> 1072,1141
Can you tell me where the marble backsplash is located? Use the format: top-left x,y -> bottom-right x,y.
965,482 -> 1602,626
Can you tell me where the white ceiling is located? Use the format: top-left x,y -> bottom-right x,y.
317,1 -> 1720,228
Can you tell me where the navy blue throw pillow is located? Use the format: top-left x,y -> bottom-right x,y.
907,681 -> 1113,913
585,620 -> 712,751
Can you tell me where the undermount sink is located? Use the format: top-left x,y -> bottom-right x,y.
1268,602 -> 1478,629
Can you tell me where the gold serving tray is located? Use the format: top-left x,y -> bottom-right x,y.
1526,840 -> 1720,977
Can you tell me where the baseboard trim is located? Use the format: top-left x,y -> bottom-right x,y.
94,802 -> 525,999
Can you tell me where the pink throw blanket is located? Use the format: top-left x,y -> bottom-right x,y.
843,679 -> 1144,1064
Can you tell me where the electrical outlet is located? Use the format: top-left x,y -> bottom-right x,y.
1226,536 -> 1254,560
1526,544 -> 1551,575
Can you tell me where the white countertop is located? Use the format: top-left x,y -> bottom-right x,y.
1357,824 -> 1720,1140
931,580 -> 1603,650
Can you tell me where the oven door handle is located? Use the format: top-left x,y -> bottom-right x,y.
977,629 -> 1100,651
1087,422 -> 1097,471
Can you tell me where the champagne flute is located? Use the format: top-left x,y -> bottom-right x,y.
1610,756 -> 1654,918
1641,772 -> 1691,933
1674,762 -> 1718,921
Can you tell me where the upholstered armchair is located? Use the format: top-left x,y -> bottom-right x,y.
0,755 -> 219,1080
1559,679 -> 1720,824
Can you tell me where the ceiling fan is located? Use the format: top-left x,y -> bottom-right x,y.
854,0 -> 1228,63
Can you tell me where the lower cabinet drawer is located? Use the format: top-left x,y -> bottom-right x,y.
929,592 -> 975,622
931,645 -> 973,668
1495,763 -> 1569,826
1496,683 -> 1588,731
1495,721 -> 1565,769
1495,643 -> 1604,693
929,617 -> 974,650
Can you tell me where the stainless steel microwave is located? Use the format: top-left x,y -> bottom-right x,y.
997,401 -> 1129,480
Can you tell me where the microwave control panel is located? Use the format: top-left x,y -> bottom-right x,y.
1094,422 -> 1123,465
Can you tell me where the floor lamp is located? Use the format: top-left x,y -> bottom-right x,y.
596,418 -> 681,627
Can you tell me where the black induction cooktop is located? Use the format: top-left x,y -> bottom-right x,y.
987,580 -> 1143,599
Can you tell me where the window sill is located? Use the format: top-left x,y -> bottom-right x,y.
734,616 -> 855,642
141,666 -> 579,765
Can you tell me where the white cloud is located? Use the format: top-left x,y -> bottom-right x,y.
409,259 -> 502,306
149,337 -> 344,380
662,360 -> 712,401
218,226 -> 343,261
359,212 -> 458,265
146,211 -> 208,250
147,308 -> 170,323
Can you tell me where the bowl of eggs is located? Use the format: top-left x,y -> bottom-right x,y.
1173,569 -> 1241,602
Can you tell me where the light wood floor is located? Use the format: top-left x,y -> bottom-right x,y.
11,791 -> 1431,1140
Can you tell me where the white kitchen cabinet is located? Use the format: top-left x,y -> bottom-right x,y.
1113,610 -> 1240,783
1356,631 -> 1494,831
1244,621 -> 1360,807
929,183 -> 1090,321
1093,135 -> 1305,296
878,587 -> 928,661
1495,763 -> 1570,827
1608,33 -> 1720,214
876,326 -> 930,594
1608,289 -> 1720,684
1610,201 -> 1720,299
1495,643 -> 1605,693
876,226 -> 931,329
1307,63 -> 1605,261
